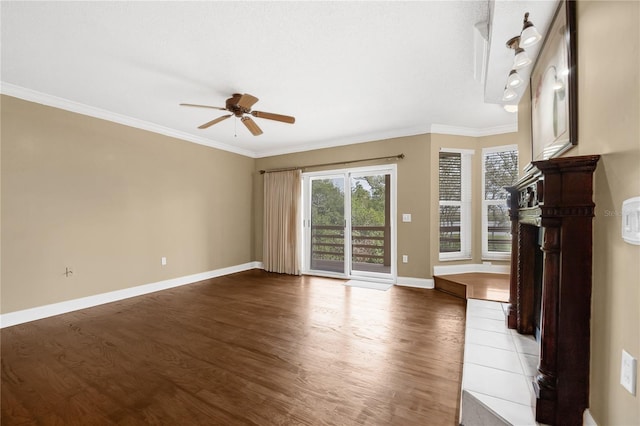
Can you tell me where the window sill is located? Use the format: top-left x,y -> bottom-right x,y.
438,256 -> 473,262
481,255 -> 511,262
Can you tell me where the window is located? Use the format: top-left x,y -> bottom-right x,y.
439,149 -> 473,260
482,145 -> 518,259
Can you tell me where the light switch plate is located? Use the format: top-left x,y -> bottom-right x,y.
402,213 -> 412,222
621,197 -> 640,245
621,349 -> 637,395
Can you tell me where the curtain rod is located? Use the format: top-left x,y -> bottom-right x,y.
259,153 -> 405,174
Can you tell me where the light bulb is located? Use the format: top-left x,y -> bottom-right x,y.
503,87 -> 517,101
520,13 -> 542,48
520,26 -> 542,48
513,48 -> 532,69
507,70 -> 524,88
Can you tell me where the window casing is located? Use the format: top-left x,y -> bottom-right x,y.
482,145 -> 518,260
439,149 -> 473,260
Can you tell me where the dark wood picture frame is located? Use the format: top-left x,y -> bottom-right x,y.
530,0 -> 577,160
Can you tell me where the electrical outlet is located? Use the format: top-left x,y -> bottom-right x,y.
161,257 -> 167,266
621,349 -> 637,395
402,255 -> 408,263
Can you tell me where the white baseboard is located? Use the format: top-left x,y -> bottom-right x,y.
0,261 -> 262,328
396,276 -> 435,289
433,263 -> 509,276
583,409 -> 598,426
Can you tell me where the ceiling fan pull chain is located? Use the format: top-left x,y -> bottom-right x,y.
234,117 -> 237,137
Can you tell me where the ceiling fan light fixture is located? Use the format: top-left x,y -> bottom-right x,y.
520,12 -> 542,48
507,69 -> 524,88
504,104 -> 518,113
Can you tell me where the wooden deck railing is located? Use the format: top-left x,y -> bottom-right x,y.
311,224 -> 390,265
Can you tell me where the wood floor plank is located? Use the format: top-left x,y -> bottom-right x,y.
1,270 -> 466,425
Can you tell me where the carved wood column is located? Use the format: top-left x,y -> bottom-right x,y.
517,223 -> 536,335
534,219 -> 561,424
506,187 -> 519,329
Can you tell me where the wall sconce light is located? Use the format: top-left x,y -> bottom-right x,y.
520,12 -> 542,48
501,12 -> 542,105
507,36 -> 531,70
506,69 -> 524,88
502,86 -> 517,102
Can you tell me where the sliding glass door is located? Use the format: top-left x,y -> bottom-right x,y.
350,172 -> 391,275
309,175 -> 346,274
303,165 -> 396,282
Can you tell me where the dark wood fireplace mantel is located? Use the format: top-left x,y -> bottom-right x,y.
506,155 -> 600,425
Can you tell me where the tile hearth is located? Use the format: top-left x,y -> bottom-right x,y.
460,299 -> 542,426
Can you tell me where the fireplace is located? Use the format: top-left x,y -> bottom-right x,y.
505,155 -> 599,425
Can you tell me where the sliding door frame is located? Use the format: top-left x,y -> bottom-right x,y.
301,164 -> 397,283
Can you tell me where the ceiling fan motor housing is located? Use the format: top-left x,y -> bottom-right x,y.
226,93 -> 254,116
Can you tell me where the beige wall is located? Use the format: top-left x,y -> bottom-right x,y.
1,95 -> 255,313
254,135 -> 432,279
254,120 -> 530,279
429,94 -> 532,270
571,1 -> 640,424
3,3 -> 637,421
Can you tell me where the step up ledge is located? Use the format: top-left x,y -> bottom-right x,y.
434,276 -> 467,299
460,390 -> 510,426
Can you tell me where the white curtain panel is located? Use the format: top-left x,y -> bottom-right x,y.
263,169 -> 301,275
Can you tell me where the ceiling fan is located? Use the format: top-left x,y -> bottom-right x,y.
180,93 -> 295,136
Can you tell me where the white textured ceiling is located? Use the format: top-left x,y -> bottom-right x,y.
1,1 -> 558,158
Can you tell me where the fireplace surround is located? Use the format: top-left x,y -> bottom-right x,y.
506,155 -> 600,425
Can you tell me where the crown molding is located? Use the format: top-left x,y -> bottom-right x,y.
254,125 -> 431,158
255,120 -> 519,157
430,122 -> 518,137
1,83 -> 520,159
0,82 -> 257,158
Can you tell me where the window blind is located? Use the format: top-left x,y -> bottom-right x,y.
439,150 -> 472,259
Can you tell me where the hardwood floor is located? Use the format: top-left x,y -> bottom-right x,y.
1,270 -> 466,425
434,273 -> 510,302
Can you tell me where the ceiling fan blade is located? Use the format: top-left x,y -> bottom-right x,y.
180,103 -> 227,111
241,116 -> 263,136
236,93 -> 259,109
251,110 -> 296,124
198,114 -> 232,129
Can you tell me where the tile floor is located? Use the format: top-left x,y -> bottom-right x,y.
460,299 -> 543,426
